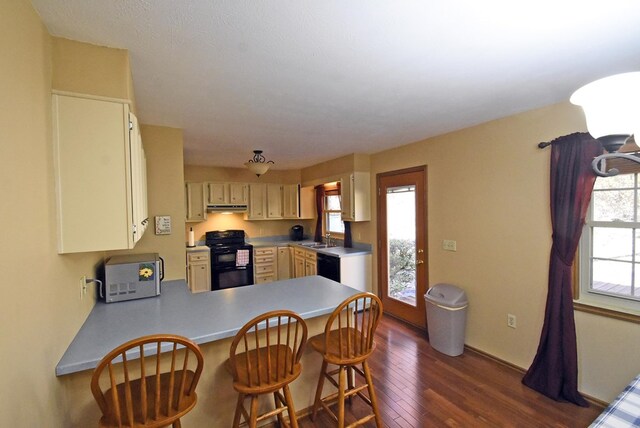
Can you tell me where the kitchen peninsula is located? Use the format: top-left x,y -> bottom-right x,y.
56,276 -> 359,426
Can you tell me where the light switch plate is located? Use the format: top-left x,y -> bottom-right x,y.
443,239 -> 457,251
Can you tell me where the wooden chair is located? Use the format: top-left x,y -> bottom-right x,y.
228,310 -> 308,428
90,334 -> 204,428
310,292 -> 383,428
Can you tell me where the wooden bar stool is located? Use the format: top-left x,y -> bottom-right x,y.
310,292 -> 383,428
90,334 -> 204,428
228,310 -> 308,428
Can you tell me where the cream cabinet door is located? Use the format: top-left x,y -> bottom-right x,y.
208,183 -> 227,204
187,252 -> 211,293
266,184 -> 283,219
248,184 -> 266,219
340,172 -> 371,222
304,250 -> 317,276
277,247 -> 292,280
282,184 -> 300,218
52,93 -> 148,253
185,182 -> 206,222
229,183 -> 248,204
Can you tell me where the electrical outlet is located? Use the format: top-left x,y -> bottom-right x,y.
443,239 -> 457,251
79,275 -> 87,299
507,314 -> 517,329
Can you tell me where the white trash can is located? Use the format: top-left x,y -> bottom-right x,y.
425,283 -> 468,356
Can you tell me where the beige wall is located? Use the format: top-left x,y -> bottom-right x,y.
184,166 -> 314,241
0,1 -> 104,425
301,153 -> 370,186
365,101 -> 640,402
109,126 -> 186,280
52,37 -> 132,101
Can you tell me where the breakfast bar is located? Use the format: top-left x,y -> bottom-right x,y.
56,276 -> 360,426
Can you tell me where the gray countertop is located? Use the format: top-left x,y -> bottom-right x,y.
55,276 -> 360,376
249,239 -> 371,257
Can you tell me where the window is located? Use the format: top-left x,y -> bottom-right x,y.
578,173 -> 640,315
324,194 -> 344,236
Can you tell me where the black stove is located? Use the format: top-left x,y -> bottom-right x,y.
205,230 -> 253,290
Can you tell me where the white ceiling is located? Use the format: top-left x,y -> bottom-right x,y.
31,0 -> 640,169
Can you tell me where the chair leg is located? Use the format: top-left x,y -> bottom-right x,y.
362,361 -> 382,428
172,419 -> 182,428
274,391 -> 285,427
249,395 -> 259,428
283,384 -> 299,428
346,365 -> 354,405
232,393 -> 245,428
311,359 -> 328,420
337,365 -> 346,428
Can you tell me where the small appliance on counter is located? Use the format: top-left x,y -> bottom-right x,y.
290,225 -> 304,241
103,253 -> 164,303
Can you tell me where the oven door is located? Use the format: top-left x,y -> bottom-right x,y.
212,266 -> 254,290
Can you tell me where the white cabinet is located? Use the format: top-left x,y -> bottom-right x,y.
185,182 -> 206,222
339,254 -> 372,292
341,172 -> 371,222
207,182 -> 248,205
52,93 -> 148,253
187,250 -> 210,293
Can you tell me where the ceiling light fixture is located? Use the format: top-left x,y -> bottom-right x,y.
570,72 -> 640,177
244,150 -> 274,177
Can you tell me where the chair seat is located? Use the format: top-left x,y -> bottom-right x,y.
229,344 -> 302,394
309,328 -> 376,365
99,370 -> 198,428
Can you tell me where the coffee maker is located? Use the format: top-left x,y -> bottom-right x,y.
290,225 -> 304,241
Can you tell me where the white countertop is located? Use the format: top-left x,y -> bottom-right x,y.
55,276 -> 360,376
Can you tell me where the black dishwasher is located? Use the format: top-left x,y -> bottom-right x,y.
317,253 -> 340,282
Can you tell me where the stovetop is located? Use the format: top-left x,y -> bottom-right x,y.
205,230 -> 248,248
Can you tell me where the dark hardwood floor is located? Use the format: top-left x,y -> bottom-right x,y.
299,315 -> 603,427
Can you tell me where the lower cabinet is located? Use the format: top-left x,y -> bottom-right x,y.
294,248 -> 317,278
277,247 -> 293,280
187,250 -> 210,293
254,247 -> 278,284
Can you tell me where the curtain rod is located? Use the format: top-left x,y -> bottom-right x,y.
538,141 -> 552,149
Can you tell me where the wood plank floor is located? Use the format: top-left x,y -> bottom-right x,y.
298,315 -> 603,428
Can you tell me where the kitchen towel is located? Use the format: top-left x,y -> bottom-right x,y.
236,249 -> 249,267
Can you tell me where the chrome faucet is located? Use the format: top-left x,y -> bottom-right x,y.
325,233 -> 332,247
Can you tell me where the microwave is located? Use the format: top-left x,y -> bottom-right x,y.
104,253 -> 164,303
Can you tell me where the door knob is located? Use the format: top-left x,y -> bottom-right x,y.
417,249 -> 424,253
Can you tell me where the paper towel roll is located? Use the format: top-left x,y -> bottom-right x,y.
188,229 -> 195,247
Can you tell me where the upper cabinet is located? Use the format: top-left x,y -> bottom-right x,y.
52,93 -> 148,253
207,182 -> 249,206
247,183 -> 267,219
247,183 -> 282,220
185,182 -> 206,222
282,184 -> 299,218
341,172 -> 371,222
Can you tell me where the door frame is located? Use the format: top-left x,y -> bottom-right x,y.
376,165 -> 428,329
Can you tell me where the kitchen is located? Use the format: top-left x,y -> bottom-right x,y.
3,1 -> 640,427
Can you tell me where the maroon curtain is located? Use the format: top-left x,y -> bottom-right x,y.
522,132 -> 602,406
314,185 -> 325,242
344,221 -> 352,248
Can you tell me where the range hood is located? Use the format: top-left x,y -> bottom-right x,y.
206,204 -> 248,213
